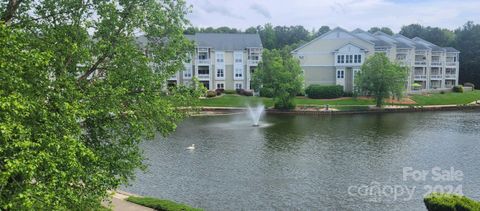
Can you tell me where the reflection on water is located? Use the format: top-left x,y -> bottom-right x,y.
124,111 -> 480,211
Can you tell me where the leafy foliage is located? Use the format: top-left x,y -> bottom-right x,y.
252,49 -> 303,109
0,0 -> 202,209
305,85 -> 344,99
355,53 -> 408,107
424,193 -> 480,211
368,27 -> 394,35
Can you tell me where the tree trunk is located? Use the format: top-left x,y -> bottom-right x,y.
2,0 -> 22,25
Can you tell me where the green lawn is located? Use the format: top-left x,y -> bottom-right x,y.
411,90 -> 480,105
126,196 -> 203,211
199,95 -> 373,107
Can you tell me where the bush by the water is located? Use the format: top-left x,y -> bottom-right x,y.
243,90 -> 254,96
206,90 -> 216,98
259,87 -> 274,98
127,196 -> 203,211
223,89 -> 236,94
453,85 -> 464,93
424,193 -> 480,211
305,85 -> 344,99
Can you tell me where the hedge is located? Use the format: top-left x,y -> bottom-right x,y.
126,196 -> 203,211
305,85 -> 344,99
424,193 -> 480,211
453,85 -> 464,93
206,90 -> 216,98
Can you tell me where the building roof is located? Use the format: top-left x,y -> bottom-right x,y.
187,33 -> 263,50
444,47 -> 460,53
393,34 -> 429,50
351,29 -> 393,47
373,31 -> 412,49
412,37 -> 446,52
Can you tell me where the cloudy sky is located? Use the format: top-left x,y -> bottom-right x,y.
185,0 -> 480,32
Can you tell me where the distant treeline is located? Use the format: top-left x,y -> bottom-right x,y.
185,22 -> 480,87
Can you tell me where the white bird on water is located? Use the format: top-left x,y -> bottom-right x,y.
186,144 -> 195,150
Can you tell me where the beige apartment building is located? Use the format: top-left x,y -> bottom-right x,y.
291,27 -> 460,93
167,33 -> 263,90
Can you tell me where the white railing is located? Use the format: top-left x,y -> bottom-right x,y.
414,61 -> 427,65
446,62 -> 457,66
431,62 -> 442,66
414,75 -> 427,79
196,59 -> 210,65
445,84 -> 454,88
169,75 -> 177,80
445,74 -> 456,79
197,74 -> 210,79
248,60 -> 259,65
430,75 -> 442,79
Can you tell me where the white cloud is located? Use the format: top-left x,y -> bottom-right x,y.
186,0 -> 480,31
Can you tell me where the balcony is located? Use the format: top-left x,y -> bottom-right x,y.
445,84 -> 455,88
196,59 -> 210,65
431,61 -> 443,66
414,61 -> 427,66
248,60 -> 260,65
169,74 -> 177,80
430,75 -> 442,80
446,62 -> 457,67
414,75 -> 427,80
197,74 -> 210,79
445,74 -> 456,79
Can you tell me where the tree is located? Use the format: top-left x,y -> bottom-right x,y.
355,53 -> 408,107
0,0 -> 201,209
400,24 -> 455,46
252,49 -> 303,109
368,27 -> 394,35
455,21 -> 480,87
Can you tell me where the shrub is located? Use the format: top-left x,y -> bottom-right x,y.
296,89 -> 306,96
464,82 -> 475,89
305,85 -> 344,99
424,193 -> 480,211
343,92 -> 353,97
127,196 -> 203,211
274,100 -> 296,110
243,90 -> 254,96
453,85 -> 464,93
440,90 -> 446,94
215,89 -> 224,96
223,89 -> 236,94
235,89 -> 245,95
259,87 -> 274,98
206,90 -> 216,98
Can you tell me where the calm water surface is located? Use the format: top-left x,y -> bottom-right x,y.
124,111 -> 480,211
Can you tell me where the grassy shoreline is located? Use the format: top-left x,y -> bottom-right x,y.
199,90 -> 480,108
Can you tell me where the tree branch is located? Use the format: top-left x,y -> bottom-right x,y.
2,0 -> 22,25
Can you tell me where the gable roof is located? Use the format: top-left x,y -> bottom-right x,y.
187,33 -> 262,50
443,47 -> 460,53
412,37 -> 445,52
392,34 -> 429,50
292,27 -> 374,53
373,31 -> 412,49
351,29 -> 394,48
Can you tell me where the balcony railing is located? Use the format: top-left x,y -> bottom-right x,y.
414,75 -> 427,80
169,75 -> 177,80
248,60 -> 259,65
431,61 -> 442,66
196,59 -> 210,65
446,62 -> 457,67
197,74 -> 210,79
445,74 -> 456,79
414,61 -> 427,66
445,84 -> 454,88
430,75 -> 442,80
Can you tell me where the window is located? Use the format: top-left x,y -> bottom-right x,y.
235,83 -> 243,90
234,68 -> 243,78
216,83 -> 224,89
198,68 -> 209,75
216,68 -> 224,78
234,52 -> 243,63
346,55 -> 353,63
235,58 -> 242,63
354,55 -> 362,63
183,66 -> 192,78
216,53 -> 224,63
337,55 -> 345,64
337,70 -> 344,79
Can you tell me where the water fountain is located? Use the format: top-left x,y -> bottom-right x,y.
247,104 -> 265,127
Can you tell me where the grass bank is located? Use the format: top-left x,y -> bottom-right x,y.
424,193 -> 480,211
411,90 -> 480,105
126,196 -> 203,211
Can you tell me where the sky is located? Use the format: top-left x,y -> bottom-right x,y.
185,0 -> 480,32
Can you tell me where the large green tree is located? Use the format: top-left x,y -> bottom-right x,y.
355,53 -> 408,107
455,21 -> 480,87
368,27 -> 394,35
0,0 -> 201,209
252,49 -> 303,109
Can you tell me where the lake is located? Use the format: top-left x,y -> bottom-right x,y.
124,111 -> 480,210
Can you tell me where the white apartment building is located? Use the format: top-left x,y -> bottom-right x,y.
167,33 -> 263,91
291,27 -> 460,93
